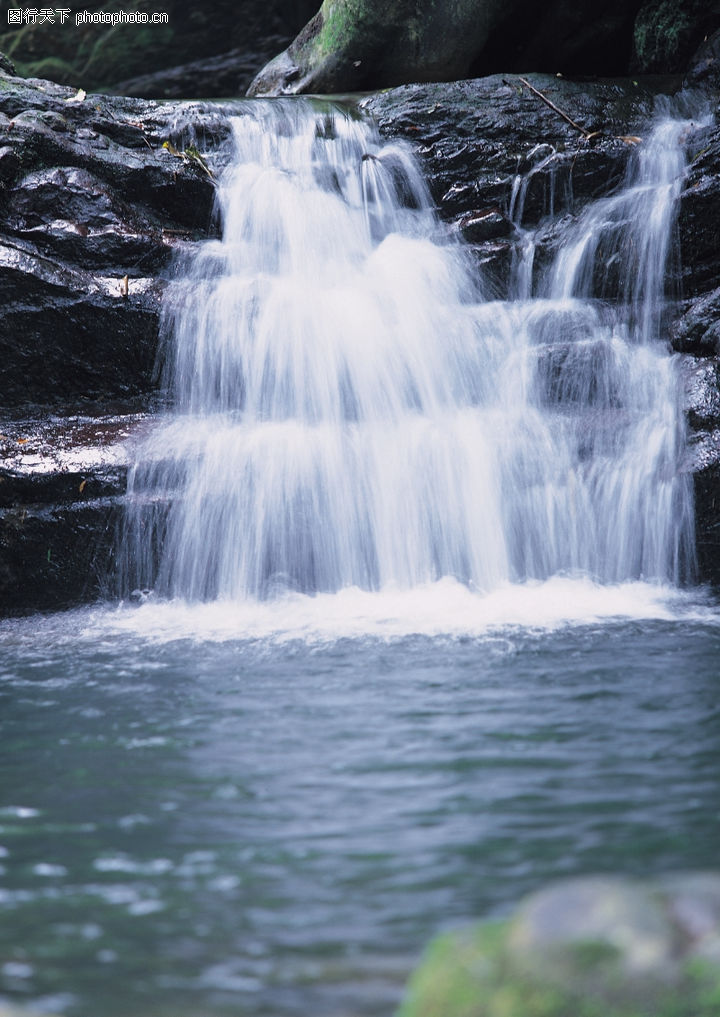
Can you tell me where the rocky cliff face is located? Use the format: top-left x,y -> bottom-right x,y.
0,72 -> 221,614
1,66 -> 719,614
0,76 -> 224,412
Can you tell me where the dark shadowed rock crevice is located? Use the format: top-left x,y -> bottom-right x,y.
634,0 -> 720,75
112,42 -> 292,100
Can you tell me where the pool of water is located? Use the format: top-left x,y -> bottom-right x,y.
1,579 -> 719,1017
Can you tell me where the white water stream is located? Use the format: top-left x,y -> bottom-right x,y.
120,101 -> 698,609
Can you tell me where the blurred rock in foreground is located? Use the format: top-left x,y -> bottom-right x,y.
399,872 -> 720,1017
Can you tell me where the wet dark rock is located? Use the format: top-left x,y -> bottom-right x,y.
0,231 -> 164,410
464,241 -> 514,297
682,356 -> 720,430
678,125 -> 720,299
0,72 -> 231,613
0,143 -> 19,182
0,102 -> 218,233
693,454 -> 720,584
0,415 -> 140,615
685,27 -> 720,91
4,165 -> 175,273
0,495 -> 121,615
0,72 -> 232,413
0,292 -> 161,410
456,208 -> 513,244
672,287 -> 720,354
680,356 -> 720,584
363,75 -> 659,235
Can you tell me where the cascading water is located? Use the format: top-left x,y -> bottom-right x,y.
120,100 -> 697,604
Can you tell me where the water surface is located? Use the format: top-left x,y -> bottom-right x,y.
1,584 -> 718,1016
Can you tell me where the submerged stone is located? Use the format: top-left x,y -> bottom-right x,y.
398,873 -> 720,1017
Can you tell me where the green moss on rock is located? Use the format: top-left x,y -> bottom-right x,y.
633,0 -> 720,73
318,0 -> 371,56
0,0 -> 317,94
16,56 -> 77,85
400,932 -> 720,1017
397,875 -> 720,1017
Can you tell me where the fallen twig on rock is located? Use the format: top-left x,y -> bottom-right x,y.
517,76 -> 597,139
515,77 -> 643,147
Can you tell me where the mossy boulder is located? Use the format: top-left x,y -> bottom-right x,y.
248,0 -> 497,96
398,874 -> 720,1017
248,0 -> 646,97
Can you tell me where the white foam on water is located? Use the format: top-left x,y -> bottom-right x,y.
95,578 -> 718,647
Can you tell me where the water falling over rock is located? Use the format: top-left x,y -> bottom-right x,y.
120,100 -> 697,602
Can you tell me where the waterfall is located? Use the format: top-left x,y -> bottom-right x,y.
119,100 -> 697,603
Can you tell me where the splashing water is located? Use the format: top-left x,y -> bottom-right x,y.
120,101 -> 698,605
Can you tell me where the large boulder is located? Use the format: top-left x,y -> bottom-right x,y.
248,0 -> 499,96
248,0 -> 646,97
